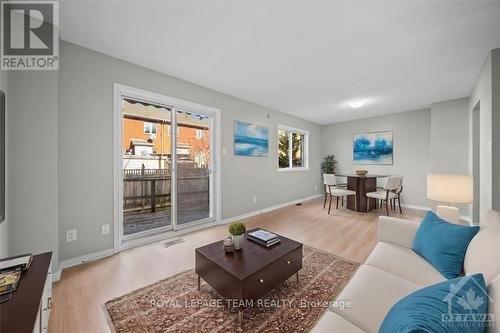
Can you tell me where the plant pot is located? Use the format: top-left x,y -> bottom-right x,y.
231,234 -> 244,250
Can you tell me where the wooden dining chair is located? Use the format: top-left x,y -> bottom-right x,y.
390,185 -> 403,214
366,176 -> 402,216
323,174 -> 357,214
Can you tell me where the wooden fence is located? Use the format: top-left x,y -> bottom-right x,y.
123,167 -> 209,213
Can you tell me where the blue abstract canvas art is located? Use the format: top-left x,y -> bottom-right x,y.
234,121 -> 269,157
353,131 -> 393,165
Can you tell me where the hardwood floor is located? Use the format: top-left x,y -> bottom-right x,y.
48,198 -> 425,333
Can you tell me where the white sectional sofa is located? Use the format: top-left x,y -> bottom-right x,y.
312,211 -> 500,333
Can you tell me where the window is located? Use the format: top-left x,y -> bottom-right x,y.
196,129 -> 205,139
278,125 -> 308,171
144,122 -> 156,134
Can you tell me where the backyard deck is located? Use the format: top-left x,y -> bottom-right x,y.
123,205 -> 210,235
122,167 -> 210,236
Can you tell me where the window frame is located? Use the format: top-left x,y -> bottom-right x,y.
277,124 -> 309,172
114,83 -> 222,253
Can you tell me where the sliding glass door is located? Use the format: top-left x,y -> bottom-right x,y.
116,85 -> 218,245
175,110 -> 213,228
122,98 -> 174,238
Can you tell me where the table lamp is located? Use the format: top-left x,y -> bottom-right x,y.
426,174 -> 473,223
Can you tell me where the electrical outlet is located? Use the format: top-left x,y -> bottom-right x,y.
315,185 -> 318,191
102,224 -> 110,235
252,196 -> 257,204
66,229 -> 77,242
222,147 -> 227,156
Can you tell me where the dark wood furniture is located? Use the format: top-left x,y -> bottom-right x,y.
336,174 -> 388,212
195,230 -> 302,324
0,252 -> 52,333
391,185 -> 404,214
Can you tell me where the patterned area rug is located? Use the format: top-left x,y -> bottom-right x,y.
104,246 -> 359,332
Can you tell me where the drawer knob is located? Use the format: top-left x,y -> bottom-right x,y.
286,260 -> 291,264
259,278 -> 264,283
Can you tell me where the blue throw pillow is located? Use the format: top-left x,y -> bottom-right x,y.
412,211 -> 480,279
379,274 -> 490,333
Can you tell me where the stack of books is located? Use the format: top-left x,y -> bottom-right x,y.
0,268 -> 21,301
0,253 -> 32,303
0,253 -> 32,272
248,230 -> 280,247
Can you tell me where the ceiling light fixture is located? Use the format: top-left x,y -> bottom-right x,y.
349,101 -> 365,108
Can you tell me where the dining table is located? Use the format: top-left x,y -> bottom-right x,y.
336,174 -> 389,212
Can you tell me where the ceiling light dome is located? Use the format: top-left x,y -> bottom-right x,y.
349,101 -> 365,108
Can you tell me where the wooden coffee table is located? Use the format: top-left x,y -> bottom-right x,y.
195,229 -> 303,324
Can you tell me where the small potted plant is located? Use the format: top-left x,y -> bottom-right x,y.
321,154 -> 337,175
228,223 -> 246,250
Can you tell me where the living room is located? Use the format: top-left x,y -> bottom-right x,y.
0,1 -> 499,332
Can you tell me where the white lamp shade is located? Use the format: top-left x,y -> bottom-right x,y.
427,174 -> 473,204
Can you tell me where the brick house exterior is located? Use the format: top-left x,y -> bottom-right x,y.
122,99 -> 210,166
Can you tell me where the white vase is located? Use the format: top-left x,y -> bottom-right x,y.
232,234 -> 244,250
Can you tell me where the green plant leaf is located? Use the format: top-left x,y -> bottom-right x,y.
229,223 -> 246,236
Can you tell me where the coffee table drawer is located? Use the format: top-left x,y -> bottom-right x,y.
242,246 -> 302,300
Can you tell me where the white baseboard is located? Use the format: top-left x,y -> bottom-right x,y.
53,248 -> 114,282
53,194 -> 322,282
221,194 -> 323,224
119,221 -> 219,252
401,204 -> 431,211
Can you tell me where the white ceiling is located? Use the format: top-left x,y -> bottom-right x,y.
59,0 -> 500,124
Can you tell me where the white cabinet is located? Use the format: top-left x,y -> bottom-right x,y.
32,262 -> 52,333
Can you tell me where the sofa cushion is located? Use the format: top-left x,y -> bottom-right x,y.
311,311 -> 365,333
486,274 -> 500,333
332,265 -> 421,333
379,274 -> 489,333
465,210 -> 500,332
412,210 -> 480,279
366,242 -> 445,286
464,210 -> 500,283
378,216 -> 420,249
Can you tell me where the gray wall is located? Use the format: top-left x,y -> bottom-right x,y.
492,49 -> 500,211
7,72 -> 59,264
430,98 -> 469,173
0,71 -> 7,258
321,109 -> 432,208
430,98 -> 470,216
57,42 -> 322,261
469,52 -> 493,218
472,103 -> 481,222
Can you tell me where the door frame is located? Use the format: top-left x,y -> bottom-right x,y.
113,83 -> 221,253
